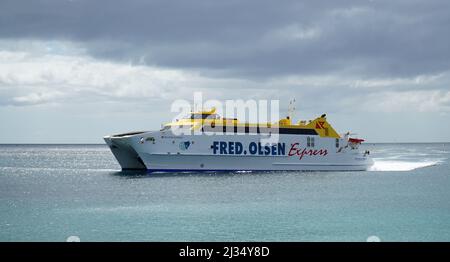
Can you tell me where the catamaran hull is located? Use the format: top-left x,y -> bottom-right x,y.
139,154 -> 372,172
104,131 -> 373,172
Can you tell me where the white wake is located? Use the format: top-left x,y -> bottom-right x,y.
369,159 -> 441,171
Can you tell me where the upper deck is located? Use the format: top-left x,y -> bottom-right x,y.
165,108 -> 341,138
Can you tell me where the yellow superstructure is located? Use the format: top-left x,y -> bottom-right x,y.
166,107 -> 340,138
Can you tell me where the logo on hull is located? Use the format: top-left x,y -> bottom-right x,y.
179,141 -> 191,150
210,141 -> 328,160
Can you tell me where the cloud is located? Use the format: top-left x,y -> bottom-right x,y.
0,47 -> 202,106
1,41 -> 450,115
0,0 -> 450,149
334,89 -> 450,114
264,24 -> 322,41
11,91 -> 65,106
1,0 -> 450,79
362,90 -> 450,113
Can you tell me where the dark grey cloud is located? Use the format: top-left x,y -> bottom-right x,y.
1,0 -> 450,78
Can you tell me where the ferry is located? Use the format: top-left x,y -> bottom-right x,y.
104,108 -> 373,172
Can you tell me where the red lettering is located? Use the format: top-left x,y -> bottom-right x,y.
317,149 -> 328,156
288,143 -> 299,156
288,143 -> 328,160
299,148 -> 307,160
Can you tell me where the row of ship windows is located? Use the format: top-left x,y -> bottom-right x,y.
306,137 -> 340,148
163,127 -> 341,148
162,125 -> 318,135
306,137 -> 315,147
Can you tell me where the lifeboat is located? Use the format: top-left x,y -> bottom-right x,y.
348,138 -> 365,149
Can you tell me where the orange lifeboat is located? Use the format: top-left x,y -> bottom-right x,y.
348,138 -> 364,149
348,138 -> 365,143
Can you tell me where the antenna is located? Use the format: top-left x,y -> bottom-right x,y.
288,98 -> 296,120
342,132 -> 358,138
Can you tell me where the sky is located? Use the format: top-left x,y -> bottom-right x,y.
0,0 -> 449,143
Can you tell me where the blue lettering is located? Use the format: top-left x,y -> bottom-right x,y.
228,141 -> 235,154
258,142 -> 263,155
235,142 -> 243,154
212,141 -> 219,154
271,145 -> 277,155
220,142 -> 227,154
264,145 -> 270,155
278,143 -> 286,155
249,142 -> 257,155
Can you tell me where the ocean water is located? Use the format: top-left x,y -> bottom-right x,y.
0,143 -> 449,242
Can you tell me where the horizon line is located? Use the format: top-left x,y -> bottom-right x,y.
0,142 -> 449,145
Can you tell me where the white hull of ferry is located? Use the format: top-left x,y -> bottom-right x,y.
104,131 -> 373,172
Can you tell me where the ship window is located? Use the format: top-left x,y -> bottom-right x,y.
190,113 -> 218,119
219,125 -> 244,134
160,126 -> 171,131
307,137 -> 315,147
336,138 -> 339,148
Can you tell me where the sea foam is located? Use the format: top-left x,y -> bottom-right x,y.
369,159 -> 440,171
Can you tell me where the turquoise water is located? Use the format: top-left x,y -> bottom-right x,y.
0,143 -> 449,241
